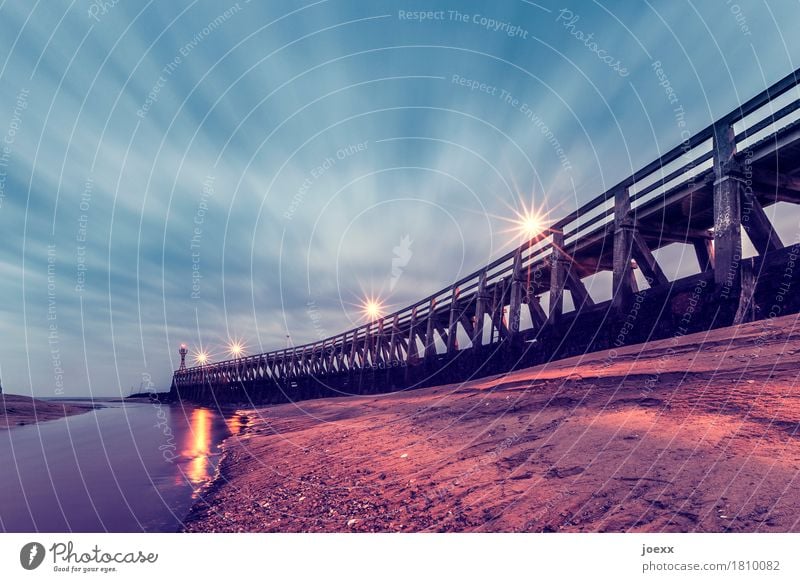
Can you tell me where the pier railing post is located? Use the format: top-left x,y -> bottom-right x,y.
612,185 -> 636,313
374,319 -> 384,367
424,299 -> 437,360
364,323 -> 373,367
349,329 -> 358,369
388,315 -> 399,364
712,120 -> 743,298
407,307 -> 418,363
548,229 -> 566,325
508,248 -> 524,339
404,307 -> 418,384
473,271 -> 487,347
446,287 -> 460,354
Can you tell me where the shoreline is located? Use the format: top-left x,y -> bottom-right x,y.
182,406 -> 253,531
183,313 -> 800,533
182,432 -> 242,531
0,393 -> 99,430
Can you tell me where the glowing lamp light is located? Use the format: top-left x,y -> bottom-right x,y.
227,340 -> 245,359
516,211 -> 544,240
363,298 -> 383,321
194,351 -> 209,365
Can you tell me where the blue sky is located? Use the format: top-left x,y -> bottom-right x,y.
0,0 -> 799,396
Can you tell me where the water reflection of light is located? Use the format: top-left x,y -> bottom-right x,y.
225,413 -> 248,436
183,408 -> 212,486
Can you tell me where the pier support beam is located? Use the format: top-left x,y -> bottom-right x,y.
388,316 -> 399,364
349,330 -> 358,368
407,307 -> 419,362
404,308 -> 419,383
508,249 -> 524,338
491,279 -> 509,341
734,258 -> 757,324
447,287 -> 460,353
632,232 -> 669,287
424,299 -> 437,360
527,295 -> 548,329
694,238 -> 715,272
473,272 -> 487,347
742,188 -> 783,256
713,121 -> 743,297
548,229 -> 566,324
565,263 -> 594,311
612,186 -> 636,313
364,323 -> 374,367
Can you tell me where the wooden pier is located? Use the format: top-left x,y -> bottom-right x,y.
172,68 -> 800,405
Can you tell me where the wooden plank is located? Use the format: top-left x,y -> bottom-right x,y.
752,167 -> 800,192
755,184 -> 800,205
637,224 -> 713,243
748,123 -> 800,164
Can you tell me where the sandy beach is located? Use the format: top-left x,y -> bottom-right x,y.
0,394 -> 97,429
184,313 -> 800,533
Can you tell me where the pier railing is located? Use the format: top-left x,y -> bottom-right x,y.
173,67 -> 800,401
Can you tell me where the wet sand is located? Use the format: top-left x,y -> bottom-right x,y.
184,313 -> 800,532
0,394 -> 97,429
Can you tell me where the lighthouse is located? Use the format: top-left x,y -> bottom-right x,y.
179,344 -> 188,370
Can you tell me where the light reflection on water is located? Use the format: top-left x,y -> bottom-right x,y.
180,409 -> 250,492
183,407 -> 212,487
225,412 -> 249,436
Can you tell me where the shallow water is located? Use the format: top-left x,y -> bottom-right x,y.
0,401 -> 244,532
